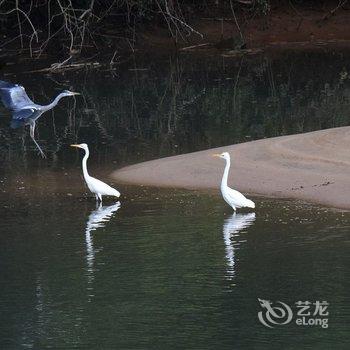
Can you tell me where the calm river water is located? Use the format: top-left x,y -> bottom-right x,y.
0,48 -> 349,349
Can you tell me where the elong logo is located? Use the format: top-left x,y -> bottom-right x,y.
258,298 -> 329,329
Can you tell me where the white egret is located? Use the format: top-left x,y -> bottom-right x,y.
71,143 -> 121,203
213,152 -> 255,211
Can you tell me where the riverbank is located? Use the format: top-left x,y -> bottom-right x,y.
2,1 -> 350,73
112,127 -> 350,210
141,2 -> 350,53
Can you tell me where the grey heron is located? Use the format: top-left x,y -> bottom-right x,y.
0,80 -> 80,157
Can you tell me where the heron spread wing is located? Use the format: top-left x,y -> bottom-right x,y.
12,108 -> 37,120
0,80 -> 34,110
10,109 -> 38,129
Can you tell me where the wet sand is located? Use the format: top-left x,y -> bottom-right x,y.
112,127 -> 350,210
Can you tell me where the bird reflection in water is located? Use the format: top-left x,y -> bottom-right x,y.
223,213 -> 256,282
85,202 -> 121,296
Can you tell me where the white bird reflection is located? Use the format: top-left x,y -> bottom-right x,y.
223,213 -> 256,282
85,202 -> 121,289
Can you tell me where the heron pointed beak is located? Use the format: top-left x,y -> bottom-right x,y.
71,92 -> 80,96
70,144 -> 80,148
212,154 -> 220,157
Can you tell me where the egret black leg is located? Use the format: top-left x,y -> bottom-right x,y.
29,121 -> 46,158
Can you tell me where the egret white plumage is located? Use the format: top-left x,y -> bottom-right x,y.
71,143 -> 120,203
213,152 -> 255,211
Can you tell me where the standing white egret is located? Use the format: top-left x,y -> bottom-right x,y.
213,152 -> 255,211
71,143 -> 121,203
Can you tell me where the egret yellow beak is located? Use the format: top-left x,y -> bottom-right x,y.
70,144 -> 80,148
71,92 -> 80,96
212,153 -> 221,157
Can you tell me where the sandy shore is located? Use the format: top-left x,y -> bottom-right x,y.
112,127 -> 350,210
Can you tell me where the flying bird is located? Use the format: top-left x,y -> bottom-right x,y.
71,143 -> 121,203
213,152 -> 255,211
0,80 -> 79,157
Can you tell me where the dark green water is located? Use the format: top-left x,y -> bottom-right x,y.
0,190 -> 349,349
0,48 -> 350,349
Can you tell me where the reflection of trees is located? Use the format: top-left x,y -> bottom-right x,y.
76,51 -> 350,163
1,51 -> 350,165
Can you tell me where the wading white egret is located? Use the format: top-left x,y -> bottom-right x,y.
213,152 -> 255,211
71,143 -> 121,203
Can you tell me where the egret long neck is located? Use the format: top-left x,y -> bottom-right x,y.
82,148 -> 90,180
221,157 -> 231,188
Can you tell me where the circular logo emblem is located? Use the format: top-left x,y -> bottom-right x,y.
258,298 -> 293,328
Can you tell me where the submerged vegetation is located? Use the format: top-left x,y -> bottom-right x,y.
0,49 -> 349,166
0,1 -> 349,164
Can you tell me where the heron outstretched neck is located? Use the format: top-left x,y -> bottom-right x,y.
43,92 -> 74,111
0,80 -> 80,157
